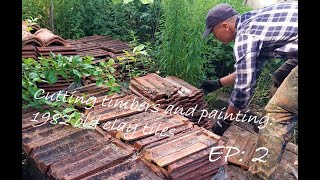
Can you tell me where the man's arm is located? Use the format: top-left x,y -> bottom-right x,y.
220,72 -> 236,87
229,35 -> 263,110
212,35 -> 264,135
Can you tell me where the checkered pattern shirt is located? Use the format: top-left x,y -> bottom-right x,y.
230,2 -> 298,110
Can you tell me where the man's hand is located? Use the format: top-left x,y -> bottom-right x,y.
212,118 -> 232,136
199,80 -> 222,94
212,105 -> 240,136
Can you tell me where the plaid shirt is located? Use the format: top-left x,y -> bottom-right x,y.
230,2 -> 298,110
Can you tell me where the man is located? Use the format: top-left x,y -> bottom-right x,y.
200,2 -> 298,180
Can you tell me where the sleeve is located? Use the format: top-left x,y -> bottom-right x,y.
229,34 -> 264,110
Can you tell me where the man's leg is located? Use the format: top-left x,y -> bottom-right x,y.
270,59 -> 298,96
249,66 -> 298,179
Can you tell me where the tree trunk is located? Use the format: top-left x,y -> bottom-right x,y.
49,0 -> 54,33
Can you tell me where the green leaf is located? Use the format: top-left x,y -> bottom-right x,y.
47,71 -> 58,84
29,72 -> 39,79
139,0 -> 153,4
83,56 -> 93,64
58,71 -> 68,79
73,56 -> 82,63
91,71 -> 99,76
22,80 -> 27,88
83,72 -> 90,77
32,77 -> 41,83
73,69 -> 82,78
53,110 -> 61,114
27,85 -> 39,95
107,59 -> 114,66
112,0 -> 123,4
63,108 -> 76,114
133,44 -> 145,53
69,112 -> 82,127
22,93 -> 31,101
187,63 -> 191,72
42,61 -> 49,68
226,60 -> 233,67
99,61 -> 107,67
111,86 -> 121,92
82,64 -> 93,69
26,27 -> 33,32
106,74 -> 114,79
22,58 -> 34,64
96,81 -> 103,86
124,0 -> 134,4
138,51 -> 148,56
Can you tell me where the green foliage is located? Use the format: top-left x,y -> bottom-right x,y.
158,0 -> 246,86
158,0 -> 200,86
22,0 -> 50,27
22,54 -> 120,127
53,0 -> 85,39
204,40 -> 234,80
23,0 -> 162,42
117,44 -> 158,85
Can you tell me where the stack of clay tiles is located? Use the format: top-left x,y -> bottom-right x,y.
65,36 -> 111,60
65,35 -> 133,81
22,80 -> 227,180
22,21 -> 39,59
65,35 -> 130,61
129,73 -> 212,128
22,81 -> 298,179
22,22 -> 77,59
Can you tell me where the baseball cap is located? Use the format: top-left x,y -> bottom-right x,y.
202,3 -> 238,39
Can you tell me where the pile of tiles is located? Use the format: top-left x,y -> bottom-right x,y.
140,127 -> 226,179
65,35 -> 130,61
22,45 -> 38,59
98,111 -> 226,180
22,24 -> 133,92
22,23 -> 142,82
129,73 -> 212,128
22,81 -> 298,180
36,76 -> 75,94
22,82 -> 227,180
65,35 -> 134,81
22,22 -> 77,59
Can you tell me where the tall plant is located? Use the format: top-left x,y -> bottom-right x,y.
158,0 -> 218,86
23,0 -> 162,41
158,0 -> 253,86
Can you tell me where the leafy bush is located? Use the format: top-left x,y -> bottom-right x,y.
22,54 -> 120,126
158,0 -> 208,86
120,44 -> 158,78
22,0 -> 51,28
156,0 -> 253,86
23,0 -> 162,42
